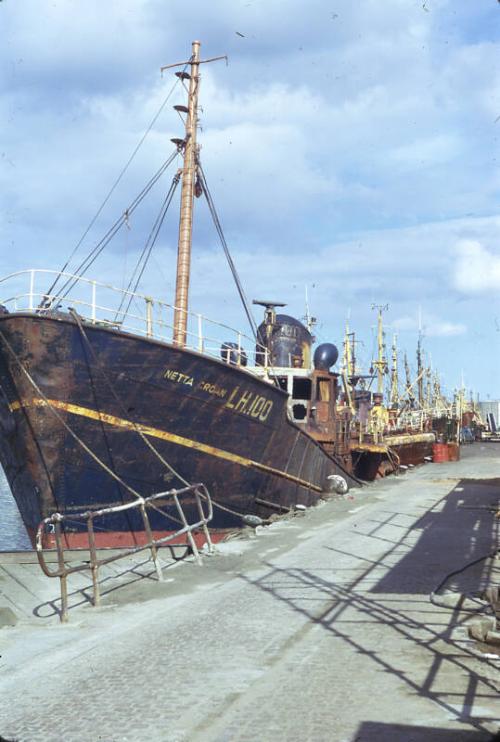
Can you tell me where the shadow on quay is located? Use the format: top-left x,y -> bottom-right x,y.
237,478 -> 500,740
32,544 -> 191,620
369,478 -> 500,596
350,721 -> 499,741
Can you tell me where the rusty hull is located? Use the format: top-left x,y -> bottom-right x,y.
0,312 -> 356,545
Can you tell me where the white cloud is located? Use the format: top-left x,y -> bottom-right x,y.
392,314 -> 466,337
453,240 -> 500,293
1,0 -> 500,394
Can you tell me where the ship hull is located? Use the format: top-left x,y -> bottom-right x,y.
0,313 -> 354,546
352,433 -> 435,480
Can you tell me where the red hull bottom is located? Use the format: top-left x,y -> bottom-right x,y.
33,529 -> 231,551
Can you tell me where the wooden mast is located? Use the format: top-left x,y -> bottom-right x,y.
404,352 -> 415,408
417,336 -> 424,407
172,40 -> 201,347
390,333 -> 399,407
371,304 -> 388,395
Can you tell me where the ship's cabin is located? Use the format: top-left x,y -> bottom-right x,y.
268,367 -> 337,426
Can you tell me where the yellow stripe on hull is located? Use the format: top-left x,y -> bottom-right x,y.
10,397 -> 323,493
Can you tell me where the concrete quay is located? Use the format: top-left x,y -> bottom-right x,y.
0,444 -> 499,742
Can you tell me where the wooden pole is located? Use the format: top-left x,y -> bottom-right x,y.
173,41 -> 201,347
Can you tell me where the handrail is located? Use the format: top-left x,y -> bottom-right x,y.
0,268 -> 269,371
35,483 -> 213,622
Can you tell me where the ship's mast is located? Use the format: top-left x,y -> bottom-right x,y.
342,318 -> 352,376
303,285 -> 317,335
425,365 -> 432,409
350,331 -> 357,378
416,335 -> 424,407
371,304 -> 388,395
161,41 -> 226,347
389,333 -> 399,407
172,41 -> 201,347
404,352 -> 415,408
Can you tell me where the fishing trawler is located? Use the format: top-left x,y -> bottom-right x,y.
346,307 -> 435,480
0,42 -> 355,548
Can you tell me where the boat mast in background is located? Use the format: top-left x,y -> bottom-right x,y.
371,304 -> 388,395
390,333 -> 399,408
404,351 -> 415,408
417,335 -> 424,408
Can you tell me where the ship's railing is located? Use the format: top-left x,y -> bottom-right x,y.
393,409 -> 427,432
0,269 -> 270,370
361,407 -> 433,438
35,483 -> 213,622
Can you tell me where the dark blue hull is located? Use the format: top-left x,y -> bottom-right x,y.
0,313 -> 354,546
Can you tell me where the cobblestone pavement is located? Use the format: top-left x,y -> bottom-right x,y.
1,445 -> 499,741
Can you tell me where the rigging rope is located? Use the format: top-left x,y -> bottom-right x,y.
68,312 -> 256,525
0,322 -> 208,532
70,311 -> 296,523
69,308 -> 191,489
0,327 -> 144,502
196,160 -> 259,342
45,70 -> 185,299
50,151 -> 179,304
114,171 -> 181,321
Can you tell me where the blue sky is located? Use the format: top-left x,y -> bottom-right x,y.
1,0 -> 500,398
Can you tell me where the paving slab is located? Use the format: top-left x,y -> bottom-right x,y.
0,444 -> 499,742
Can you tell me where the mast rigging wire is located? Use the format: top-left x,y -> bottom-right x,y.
196,159 -> 259,342
115,171 -> 181,321
45,70 -> 186,299
51,150 -> 178,303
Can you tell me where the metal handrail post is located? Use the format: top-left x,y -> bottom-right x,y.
194,487 -> 214,553
198,314 -> 203,352
87,515 -> 101,606
29,270 -> 35,311
173,493 -> 202,565
145,298 -> 153,338
34,483 -> 214,620
55,520 -> 69,622
140,503 -> 163,581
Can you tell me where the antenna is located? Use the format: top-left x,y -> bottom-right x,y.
302,285 -> 317,335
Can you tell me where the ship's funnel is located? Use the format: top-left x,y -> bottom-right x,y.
255,313 -> 312,368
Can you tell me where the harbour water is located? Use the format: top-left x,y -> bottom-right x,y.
0,468 -> 31,550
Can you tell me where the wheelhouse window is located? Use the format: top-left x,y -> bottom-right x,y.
292,403 -> 307,421
316,378 -> 331,402
292,377 -> 311,400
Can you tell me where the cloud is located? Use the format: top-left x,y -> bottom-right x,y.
1,0 -> 500,395
453,240 -> 500,293
392,314 -> 466,337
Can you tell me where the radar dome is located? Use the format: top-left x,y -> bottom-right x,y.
313,343 -> 339,371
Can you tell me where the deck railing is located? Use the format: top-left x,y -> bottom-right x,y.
0,269 -> 269,370
35,483 -> 213,622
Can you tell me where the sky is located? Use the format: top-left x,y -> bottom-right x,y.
1,0 -> 500,398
